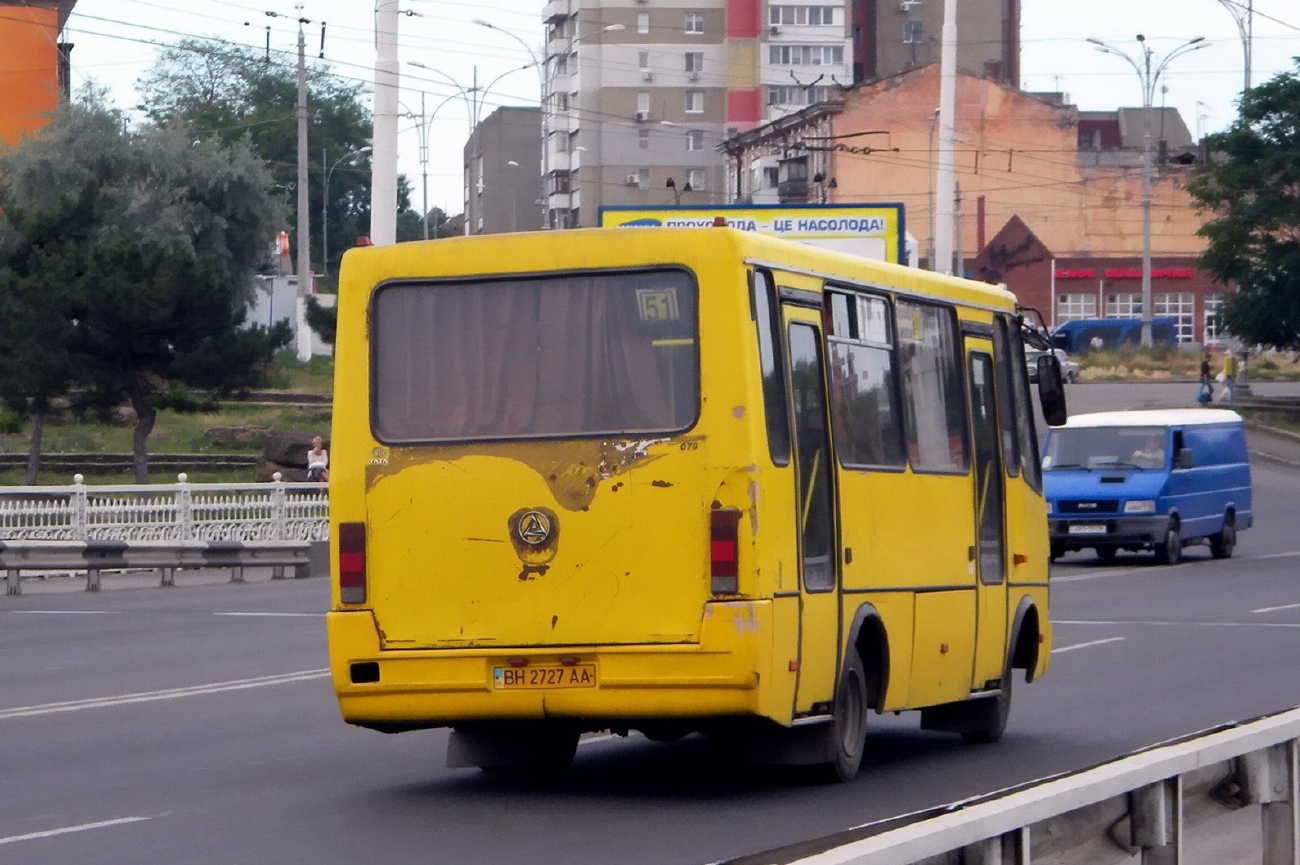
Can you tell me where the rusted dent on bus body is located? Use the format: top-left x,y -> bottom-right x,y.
366,436 -> 696,511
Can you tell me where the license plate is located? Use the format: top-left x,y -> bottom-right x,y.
493,665 -> 597,690
1068,524 -> 1108,536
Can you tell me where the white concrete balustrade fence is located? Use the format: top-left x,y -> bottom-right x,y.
0,474 -> 329,543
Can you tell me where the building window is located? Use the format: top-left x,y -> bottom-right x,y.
556,134 -> 568,153
685,52 -> 704,73
685,90 -> 704,113
1155,292 -> 1195,343
903,21 -> 924,44
687,168 -> 706,191
1104,292 -> 1142,318
637,91 -> 651,113
685,12 -> 704,34
554,55 -> 568,76
638,51 -> 650,70
1057,294 -> 1097,323
768,44 -> 845,66
1204,292 -> 1226,343
638,128 -> 650,149
638,12 -> 650,34
767,84 -> 834,106
686,130 -> 704,151
637,168 -> 649,190
555,92 -> 569,112
770,6 -> 839,25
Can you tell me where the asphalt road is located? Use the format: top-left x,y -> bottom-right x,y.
3,383 -> 1299,865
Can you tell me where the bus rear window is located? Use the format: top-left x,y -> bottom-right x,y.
371,270 -> 699,442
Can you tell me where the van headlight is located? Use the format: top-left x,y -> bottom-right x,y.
1124,499 -> 1156,514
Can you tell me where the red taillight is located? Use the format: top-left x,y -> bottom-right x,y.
710,508 -> 741,594
338,521 -> 367,604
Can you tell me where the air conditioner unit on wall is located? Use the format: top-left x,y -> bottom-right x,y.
770,25 -> 780,36
642,70 -> 654,81
634,109 -> 650,122
688,71 -> 699,81
626,174 -> 640,186
899,0 -> 921,11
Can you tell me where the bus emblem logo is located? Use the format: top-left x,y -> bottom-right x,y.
517,511 -> 553,546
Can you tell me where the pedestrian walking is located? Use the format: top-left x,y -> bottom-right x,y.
1198,351 -> 1213,405
1216,353 -> 1239,407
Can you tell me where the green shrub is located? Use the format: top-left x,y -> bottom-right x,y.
0,408 -> 22,434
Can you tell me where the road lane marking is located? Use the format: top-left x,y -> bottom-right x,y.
0,816 -> 156,846
1056,619 -> 1300,629
212,612 -> 322,618
1052,551 -> 1300,583
1051,637 -> 1126,654
1252,602 -> 1300,614
0,669 -> 329,721
5,610 -> 121,615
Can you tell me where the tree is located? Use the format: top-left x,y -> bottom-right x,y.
138,39 -> 427,278
1187,60 -> 1300,350
0,92 -> 291,482
0,189 -> 96,483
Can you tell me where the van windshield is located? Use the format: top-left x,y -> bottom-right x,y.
1044,426 -> 1168,471
371,269 -> 699,442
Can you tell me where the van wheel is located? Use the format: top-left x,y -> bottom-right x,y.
1154,521 -> 1182,565
1211,515 -> 1236,559
1049,543 -> 1063,562
818,652 -> 869,782
1096,547 -> 1117,561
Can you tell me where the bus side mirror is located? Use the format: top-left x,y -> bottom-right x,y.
1175,448 -> 1195,469
1037,355 -> 1068,427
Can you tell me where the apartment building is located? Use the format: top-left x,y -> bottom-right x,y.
0,0 -> 76,146
465,106 -> 544,234
531,0 -> 1016,228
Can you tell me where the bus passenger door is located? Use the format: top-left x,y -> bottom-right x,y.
784,312 -> 841,713
966,347 -> 1009,688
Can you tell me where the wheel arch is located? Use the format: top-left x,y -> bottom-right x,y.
844,602 -> 890,711
1009,594 -> 1043,684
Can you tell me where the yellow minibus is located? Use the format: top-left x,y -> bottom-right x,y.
327,225 -> 1060,780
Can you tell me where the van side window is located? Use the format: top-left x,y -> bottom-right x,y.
750,269 -> 791,466
991,317 -> 1021,478
825,288 -> 906,468
896,299 -> 968,472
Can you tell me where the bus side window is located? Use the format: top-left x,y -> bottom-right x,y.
991,316 -> 1021,478
1008,318 -> 1043,493
751,269 -> 791,466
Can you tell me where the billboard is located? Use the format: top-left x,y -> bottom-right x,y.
598,203 -> 906,265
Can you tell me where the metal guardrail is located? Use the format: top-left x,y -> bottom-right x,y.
0,474 -> 329,595
756,707 -> 1300,865
1,539 -> 315,594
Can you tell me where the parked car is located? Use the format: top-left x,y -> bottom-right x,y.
1042,409 -> 1252,564
1027,348 -> 1079,383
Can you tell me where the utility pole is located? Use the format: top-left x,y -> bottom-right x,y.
295,5 -> 312,362
933,0 -> 957,274
295,7 -> 309,287
372,0 -> 401,245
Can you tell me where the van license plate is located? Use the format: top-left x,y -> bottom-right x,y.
1068,524 -> 1108,536
493,665 -> 597,690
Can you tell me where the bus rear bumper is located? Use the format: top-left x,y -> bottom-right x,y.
327,606 -> 770,730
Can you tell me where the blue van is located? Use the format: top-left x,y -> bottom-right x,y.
1042,409 -> 1252,564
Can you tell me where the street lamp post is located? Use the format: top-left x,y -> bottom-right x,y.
400,91 -> 461,239
473,19 -> 625,230
1215,0 -> 1254,92
322,145 -> 371,276
1087,34 -> 1206,347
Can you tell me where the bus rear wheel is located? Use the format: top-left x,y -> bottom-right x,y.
819,652 -> 869,782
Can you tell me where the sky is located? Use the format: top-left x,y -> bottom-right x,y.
61,0 -> 1300,217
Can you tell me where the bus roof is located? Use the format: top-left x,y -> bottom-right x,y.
342,226 -> 1019,313
1059,409 -> 1243,429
